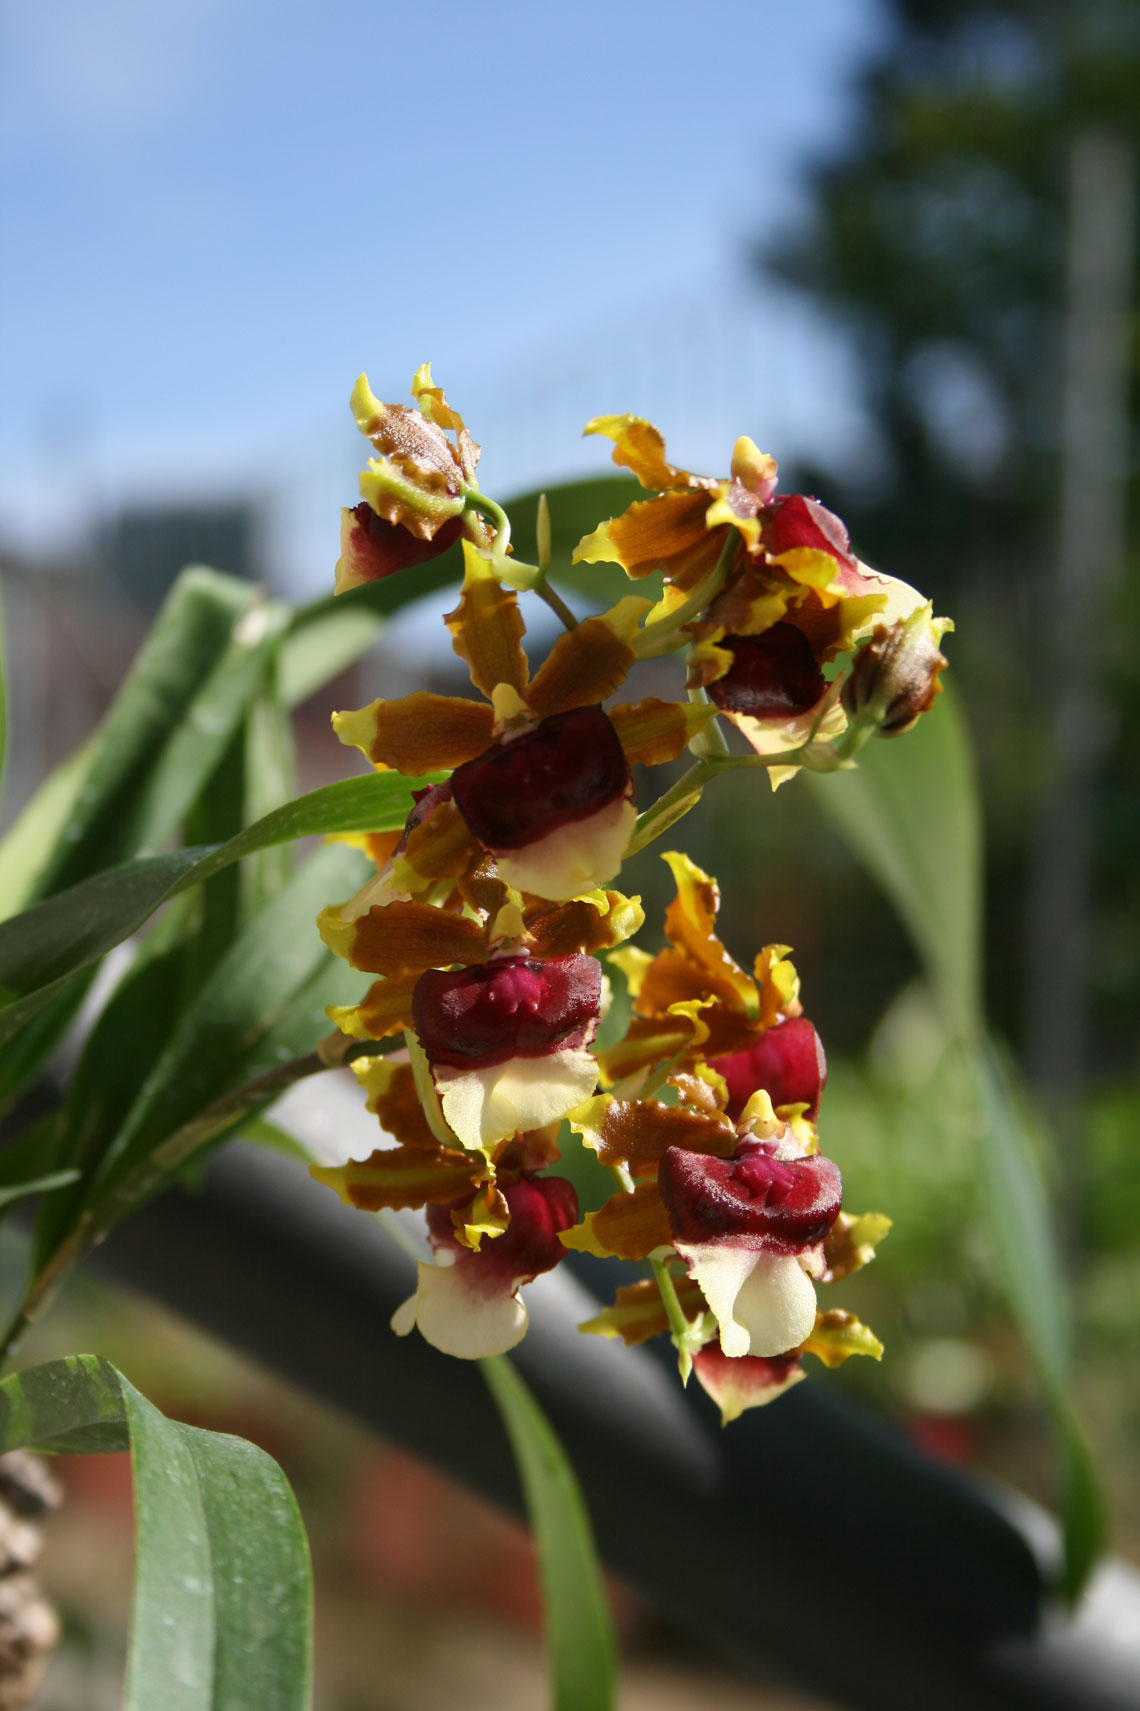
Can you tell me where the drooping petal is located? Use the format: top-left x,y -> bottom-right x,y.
524,597 -> 649,719
711,1016 -> 828,1121
677,1244 -> 818,1359
691,1345 -> 805,1424
437,1049 -> 600,1151
445,541 -> 530,700
333,692 -> 494,773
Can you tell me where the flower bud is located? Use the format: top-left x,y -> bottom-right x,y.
843,602 -> 952,737
412,954 -> 602,1070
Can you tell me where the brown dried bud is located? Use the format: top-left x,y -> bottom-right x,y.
844,602 -> 952,737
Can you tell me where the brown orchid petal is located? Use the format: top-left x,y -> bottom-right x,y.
579,1274 -> 705,1347
571,1095 -> 736,1176
456,853 -> 510,920
560,1181 -> 673,1260
573,491 -> 710,578
352,374 -> 463,483
409,363 -> 480,482
523,890 -> 644,958
353,1059 -> 438,1150
310,1144 -> 481,1212
333,692 -> 493,773
445,542 -> 530,700
347,902 -> 485,976
495,1123 -> 563,1173
328,973 -> 419,1040
582,414 -> 705,491
609,698 -> 717,766
661,851 -> 758,1016
525,597 -> 648,719
667,1066 -> 729,1115
400,797 -> 476,881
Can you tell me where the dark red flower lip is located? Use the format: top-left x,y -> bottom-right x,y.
412,953 -> 602,1070
707,627 -> 827,723
450,707 -> 631,852
658,1145 -> 842,1255
344,503 -> 465,584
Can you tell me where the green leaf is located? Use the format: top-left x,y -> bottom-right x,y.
0,738 -> 99,925
0,1355 -> 312,1709
38,567 -> 256,896
482,1355 -> 615,1711
0,578 -> 7,808
808,689 -> 1101,1598
974,1043 -> 1104,1599
81,843 -> 366,1211
806,687 -> 981,1032
0,770 -> 437,1049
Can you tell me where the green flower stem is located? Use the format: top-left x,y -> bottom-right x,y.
625,748 -> 808,858
686,687 -> 730,759
463,489 -> 512,555
631,534 -> 739,660
532,577 -> 578,632
650,1256 -> 703,1385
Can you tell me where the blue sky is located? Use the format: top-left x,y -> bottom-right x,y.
1,0 -> 885,593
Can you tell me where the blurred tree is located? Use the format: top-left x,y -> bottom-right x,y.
760,0 -> 1140,1114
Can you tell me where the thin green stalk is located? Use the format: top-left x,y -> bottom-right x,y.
650,1255 -> 703,1384
625,748 -> 809,859
632,535 -> 739,659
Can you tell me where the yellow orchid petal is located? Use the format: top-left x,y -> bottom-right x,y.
608,697 -> 717,766
661,850 -> 759,1017
326,973 -> 420,1041
525,596 -> 650,720
336,900 -> 485,976
310,1144 -> 480,1212
436,1048 -> 599,1152
332,692 -> 494,773
801,1309 -> 884,1367
572,491 -> 710,577
582,414 -> 701,491
579,1273 -> 705,1347
822,1211 -> 892,1284
559,1181 -> 674,1261
351,1057 -> 439,1151
446,540 -> 530,700
523,890 -> 644,959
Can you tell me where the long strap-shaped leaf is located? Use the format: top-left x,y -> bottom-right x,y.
0,1355 -> 312,1710
0,769 -> 440,1047
807,688 -> 1103,1598
483,1356 -> 616,1711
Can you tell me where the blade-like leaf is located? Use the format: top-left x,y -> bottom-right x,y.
0,578 -> 7,807
0,770 -> 437,1048
0,738 -> 98,925
39,568 -> 255,895
0,1356 -> 312,1709
482,1355 -> 616,1711
806,688 -> 981,1033
808,688 -> 1101,1597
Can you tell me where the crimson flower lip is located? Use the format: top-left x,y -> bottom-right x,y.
450,706 -> 631,851
658,1145 -> 842,1254
412,953 -> 602,1070
427,1175 -> 579,1281
707,627 -> 827,723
